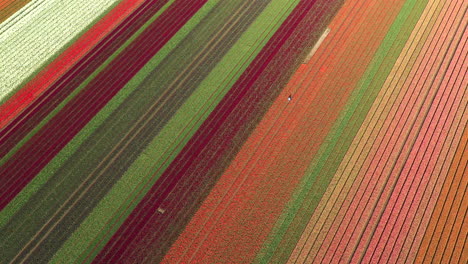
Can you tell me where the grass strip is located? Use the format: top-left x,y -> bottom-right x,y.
0,0 -> 177,227
50,0 -> 302,262
0,0 -> 154,164
254,0 -> 429,262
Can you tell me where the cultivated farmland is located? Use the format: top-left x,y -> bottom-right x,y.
0,0 -> 466,263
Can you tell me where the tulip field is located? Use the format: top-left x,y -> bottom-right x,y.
0,0 -> 466,263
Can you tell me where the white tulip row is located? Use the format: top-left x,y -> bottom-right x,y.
0,0 -> 120,101
0,0 -> 49,38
